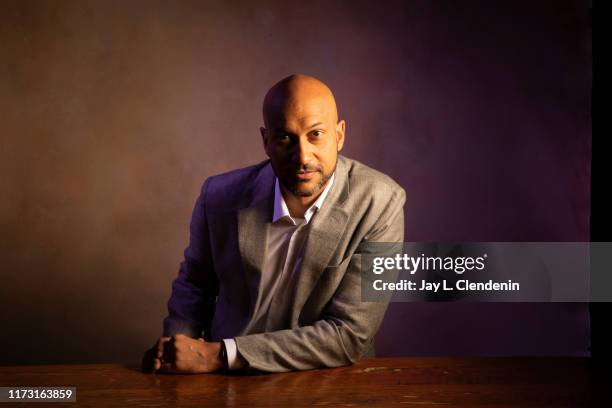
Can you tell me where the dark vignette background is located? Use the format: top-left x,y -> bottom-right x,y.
0,0 -> 592,365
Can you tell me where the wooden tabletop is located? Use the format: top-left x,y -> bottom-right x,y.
0,357 -> 607,407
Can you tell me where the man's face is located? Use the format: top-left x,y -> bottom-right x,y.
262,97 -> 345,198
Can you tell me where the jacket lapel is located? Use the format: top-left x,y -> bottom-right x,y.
237,163 -> 274,331
290,156 -> 350,321
237,157 -> 351,330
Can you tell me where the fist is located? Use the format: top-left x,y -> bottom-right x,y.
141,336 -> 170,373
142,334 -> 223,374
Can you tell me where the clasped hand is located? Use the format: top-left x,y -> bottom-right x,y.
142,334 -> 223,374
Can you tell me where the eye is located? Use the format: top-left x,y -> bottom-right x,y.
311,130 -> 323,137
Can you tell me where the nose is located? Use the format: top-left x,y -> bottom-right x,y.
293,137 -> 313,167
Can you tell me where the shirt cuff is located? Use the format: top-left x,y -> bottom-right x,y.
222,338 -> 246,370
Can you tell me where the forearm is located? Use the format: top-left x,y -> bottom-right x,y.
163,263 -> 217,338
163,178 -> 219,338
234,302 -> 389,372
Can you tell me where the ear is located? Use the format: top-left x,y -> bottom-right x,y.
260,127 -> 270,157
335,120 -> 346,152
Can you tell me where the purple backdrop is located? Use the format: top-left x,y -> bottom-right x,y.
0,0 -> 591,364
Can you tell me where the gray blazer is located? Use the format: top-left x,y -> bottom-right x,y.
163,155 -> 405,372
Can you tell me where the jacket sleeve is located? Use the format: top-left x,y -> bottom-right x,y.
163,178 -> 219,339
234,186 -> 405,372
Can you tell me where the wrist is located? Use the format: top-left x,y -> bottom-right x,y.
218,341 -> 229,372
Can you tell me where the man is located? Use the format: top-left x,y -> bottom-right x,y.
142,74 -> 405,373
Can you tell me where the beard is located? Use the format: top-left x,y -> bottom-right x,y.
278,159 -> 337,198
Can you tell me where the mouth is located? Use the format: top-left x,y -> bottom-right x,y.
295,170 -> 317,181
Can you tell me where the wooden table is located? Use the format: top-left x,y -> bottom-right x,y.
0,357 -> 607,407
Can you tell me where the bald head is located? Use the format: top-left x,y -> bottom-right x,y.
262,74 -> 338,129
260,74 -> 345,205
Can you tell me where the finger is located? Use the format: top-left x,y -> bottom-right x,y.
156,337 -> 171,357
143,358 -> 160,374
163,340 -> 176,363
141,351 -> 157,373
156,336 -> 171,347
153,336 -> 170,349
156,343 -> 165,358
158,361 -> 178,374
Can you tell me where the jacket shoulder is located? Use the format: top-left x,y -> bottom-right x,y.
342,156 -> 405,202
200,160 -> 270,208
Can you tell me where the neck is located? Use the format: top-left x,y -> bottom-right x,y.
280,186 -> 323,218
